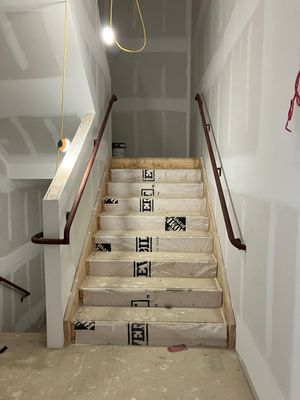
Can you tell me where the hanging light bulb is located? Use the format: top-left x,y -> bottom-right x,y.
57,138 -> 71,153
102,26 -> 115,46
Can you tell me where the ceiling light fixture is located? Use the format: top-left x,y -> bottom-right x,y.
102,0 -> 147,53
102,26 -> 115,46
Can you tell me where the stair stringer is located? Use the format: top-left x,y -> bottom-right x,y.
200,157 -> 236,349
63,163 -> 110,346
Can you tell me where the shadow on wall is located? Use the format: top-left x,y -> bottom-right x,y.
224,192 -> 298,398
0,156 -> 50,332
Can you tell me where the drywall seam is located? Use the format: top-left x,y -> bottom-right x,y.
237,316 -> 286,400
192,0 -> 209,44
0,242 -> 42,276
114,98 -> 187,113
15,298 -> 46,332
186,0 -> 192,157
290,217 -> 300,399
200,0 -> 262,93
10,117 -> 37,155
115,38 -> 188,53
265,202 -> 276,358
0,11 -> 29,71
43,118 -> 60,146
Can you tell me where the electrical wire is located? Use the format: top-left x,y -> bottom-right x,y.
56,0 -> 69,170
285,70 -> 300,133
110,0 -> 147,53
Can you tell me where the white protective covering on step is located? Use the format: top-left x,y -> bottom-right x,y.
88,256 -> 217,278
107,182 -> 204,198
99,213 -> 210,232
81,277 -> 222,308
103,197 -> 207,213
94,231 -> 213,253
110,169 -> 202,183
75,321 -> 227,347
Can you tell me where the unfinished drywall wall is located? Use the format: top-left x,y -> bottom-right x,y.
100,0 -> 191,157
0,0 -> 96,178
0,0 -> 111,337
0,153 -> 49,332
191,1 -> 300,399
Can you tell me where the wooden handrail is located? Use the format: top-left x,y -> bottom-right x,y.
31,94 -> 118,245
0,276 -> 30,302
195,93 -> 246,251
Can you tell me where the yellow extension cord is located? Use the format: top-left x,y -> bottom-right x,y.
110,0 -> 147,53
56,0 -> 68,170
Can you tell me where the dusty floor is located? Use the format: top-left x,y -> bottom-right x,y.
0,333 -> 254,400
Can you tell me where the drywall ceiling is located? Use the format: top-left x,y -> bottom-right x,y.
0,0 -> 94,179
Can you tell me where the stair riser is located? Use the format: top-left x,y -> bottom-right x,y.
94,236 -> 213,253
99,215 -> 209,232
80,288 -> 222,308
107,183 -> 204,198
74,321 -> 227,347
103,198 -> 207,213
88,260 -> 217,278
110,169 -> 202,183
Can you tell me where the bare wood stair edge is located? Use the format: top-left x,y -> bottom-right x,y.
63,158 -> 236,349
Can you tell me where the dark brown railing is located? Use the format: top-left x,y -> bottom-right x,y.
195,93 -> 246,251
0,276 -> 30,302
31,94 -> 118,245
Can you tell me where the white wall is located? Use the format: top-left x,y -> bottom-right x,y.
42,0 -> 111,348
0,154 -> 49,332
0,0 -> 94,178
100,0 -> 191,157
191,1 -> 300,399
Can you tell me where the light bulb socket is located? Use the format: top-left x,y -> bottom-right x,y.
57,138 -> 70,153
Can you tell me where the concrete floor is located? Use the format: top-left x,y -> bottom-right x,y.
0,333 -> 254,400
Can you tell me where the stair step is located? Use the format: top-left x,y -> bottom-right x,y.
87,251 -> 217,278
94,230 -> 213,253
103,197 -> 207,213
110,168 -> 201,183
79,277 -> 222,308
99,212 -> 209,232
107,182 -> 204,198
73,306 -> 227,347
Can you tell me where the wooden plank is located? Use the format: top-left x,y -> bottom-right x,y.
200,157 -> 236,349
63,166 -> 109,346
111,158 -> 201,169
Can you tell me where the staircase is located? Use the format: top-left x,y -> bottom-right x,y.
65,158 -> 234,348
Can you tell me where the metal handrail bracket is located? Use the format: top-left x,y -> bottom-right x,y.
31,94 -> 118,245
195,93 -> 246,251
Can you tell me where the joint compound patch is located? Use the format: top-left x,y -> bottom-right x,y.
140,198 -> 154,212
131,299 -> 150,307
128,323 -> 149,345
95,243 -> 111,252
75,321 -> 95,330
136,237 -> 152,252
165,217 -> 186,232
133,261 -> 152,277
104,198 -> 118,204
142,169 -> 155,181
141,188 -> 155,197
